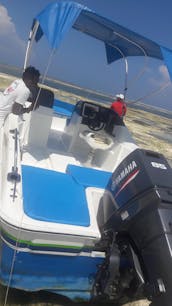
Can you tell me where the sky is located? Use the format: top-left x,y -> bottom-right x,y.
0,0 -> 172,110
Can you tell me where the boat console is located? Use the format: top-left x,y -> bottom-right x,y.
62,101 -> 127,167
75,100 -> 124,132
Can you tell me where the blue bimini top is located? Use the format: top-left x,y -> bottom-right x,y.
22,165 -> 90,227
30,1 -> 172,80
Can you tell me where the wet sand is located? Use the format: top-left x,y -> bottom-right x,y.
0,285 -> 150,306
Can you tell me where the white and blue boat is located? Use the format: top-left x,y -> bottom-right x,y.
0,2 -> 172,305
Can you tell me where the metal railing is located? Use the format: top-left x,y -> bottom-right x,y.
7,128 -> 21,201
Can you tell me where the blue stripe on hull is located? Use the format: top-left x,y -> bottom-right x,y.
0,240 -> 103,301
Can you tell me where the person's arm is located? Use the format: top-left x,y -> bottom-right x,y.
12,86 -> 32,115
110,101 -> 115,110
12,102 -> 31,115
26,85 -> 41,110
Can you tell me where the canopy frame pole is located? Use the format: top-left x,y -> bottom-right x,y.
24,21 -> 39,70
110,31 -> 172,106
112,30 -> 148,90
108,43 -> 128,100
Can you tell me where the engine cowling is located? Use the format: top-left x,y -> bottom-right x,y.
102,149 -> 172,305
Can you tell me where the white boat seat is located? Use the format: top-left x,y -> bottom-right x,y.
80,131 -> 113,150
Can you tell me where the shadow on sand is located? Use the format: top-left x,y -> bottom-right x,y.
0,284 -> 118,306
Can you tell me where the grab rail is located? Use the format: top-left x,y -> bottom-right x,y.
7,128 -> 21,201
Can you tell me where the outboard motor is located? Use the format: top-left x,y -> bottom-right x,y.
95,148 -> 172,305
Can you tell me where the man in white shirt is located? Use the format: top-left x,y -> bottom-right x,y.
0,66 -> 40,128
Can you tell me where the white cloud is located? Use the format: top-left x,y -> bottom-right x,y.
149,64 -> 170,87
0,5 -> 15,34
0,5 -> 26,65
158,65 -> 170,82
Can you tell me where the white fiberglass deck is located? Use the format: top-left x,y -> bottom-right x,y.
20,106 -> 138,174
0,104 -> 138,244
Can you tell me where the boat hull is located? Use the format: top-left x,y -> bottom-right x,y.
0,237 -> 104,301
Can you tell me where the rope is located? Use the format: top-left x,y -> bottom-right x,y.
3,48 -> 56,304
22,48 -> 56,146
127,81 -> 171,105
33,48 -> 56,111
3,212 -> 25,306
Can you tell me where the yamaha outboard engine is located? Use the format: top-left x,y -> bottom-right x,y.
95,148 -> 172,305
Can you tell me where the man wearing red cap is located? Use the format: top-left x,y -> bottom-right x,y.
110,94 -> 127,118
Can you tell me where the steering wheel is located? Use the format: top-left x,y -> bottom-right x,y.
87,110 -> 105,131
